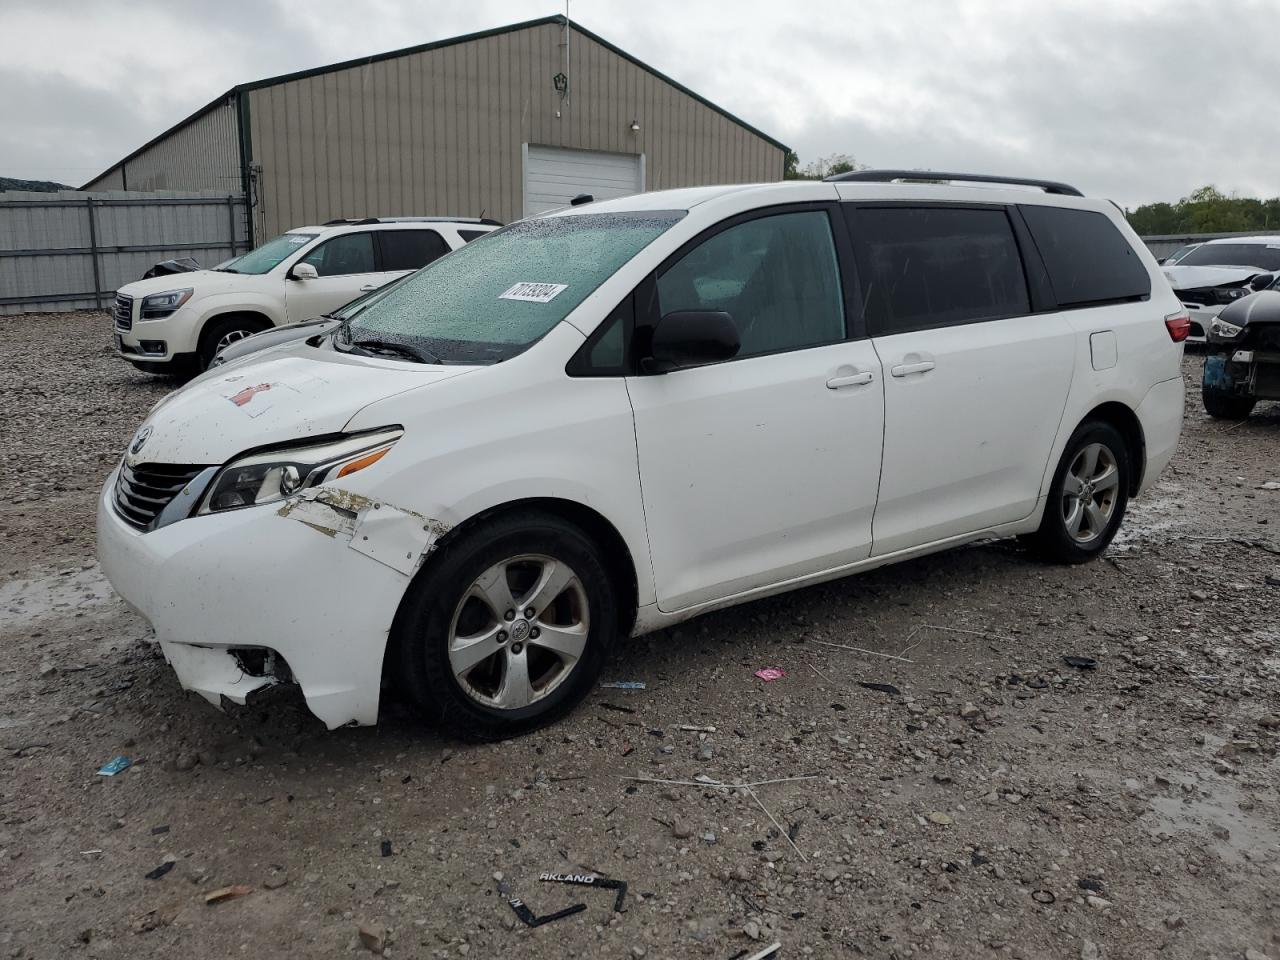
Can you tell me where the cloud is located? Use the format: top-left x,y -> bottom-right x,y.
3,0 -> 1275,206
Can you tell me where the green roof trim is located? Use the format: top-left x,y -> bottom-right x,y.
83,14 -> 787,190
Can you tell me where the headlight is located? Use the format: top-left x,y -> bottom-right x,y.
140,288 -> 194,320
197,428 -> 402,514
1213,286 -> 1248,304
1210,317 -> 1244,339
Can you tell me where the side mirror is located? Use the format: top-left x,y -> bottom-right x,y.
1250,273 -> 1275,290
642,311 -> 740,373
290,262 -> 319,281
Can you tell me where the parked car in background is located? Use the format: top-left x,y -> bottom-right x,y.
112,217 -> 499,375
98,173 -> 1185,737
1160,241 -> 1202,266
1162,235 -> 1280,340
1202,286 -> 1280,419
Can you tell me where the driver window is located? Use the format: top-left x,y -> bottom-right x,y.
655,211 -> 845,358
303,232 -> 376,277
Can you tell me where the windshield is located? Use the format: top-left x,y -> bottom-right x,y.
1164,244 -> 1198,264
344,211 -> 684,364
1178,242 -> 1280,271
221,232 -> 318,275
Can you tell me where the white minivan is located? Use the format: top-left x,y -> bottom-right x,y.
97,173 -> 1187,737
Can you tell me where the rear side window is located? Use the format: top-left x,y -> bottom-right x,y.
379,230 -> 449,271
852,207 -> 1030,336
1019,205 -> 1151,306
458,229 -> 491,243
656,210 -> 846,359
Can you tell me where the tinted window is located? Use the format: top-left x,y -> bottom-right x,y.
1020,205 -> 1152,306
303,232 -> 375,276
1175,242 -> 1280,271
854,206 -> 1030,335
458,229 -> 491,243
656,210 -> 845,359
379,230 -> 449,271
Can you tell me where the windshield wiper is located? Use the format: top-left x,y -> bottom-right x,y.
351,338 -> 440,364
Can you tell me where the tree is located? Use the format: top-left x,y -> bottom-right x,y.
784,152 -> 865,181
1126,185 -> 1280,235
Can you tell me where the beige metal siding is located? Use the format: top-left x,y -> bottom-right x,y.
84,99 -> 241,194
247,22 -> 783,237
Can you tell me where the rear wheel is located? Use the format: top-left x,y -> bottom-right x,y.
392,511 -> 617,739
1202,384 -> 1255,420
198,316 -> 263,370
1026,421 -> 1130,564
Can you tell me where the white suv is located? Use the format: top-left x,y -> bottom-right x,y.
111,217 -> 499,374
97,172 -> 1186,737
1161,235 -> 1280,340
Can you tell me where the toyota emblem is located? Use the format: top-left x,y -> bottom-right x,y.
130,425 -> 153,456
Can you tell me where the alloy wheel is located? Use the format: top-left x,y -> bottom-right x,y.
1061,442 -> 1120,544
446,554 -> 590,710
215,328 -> 252,353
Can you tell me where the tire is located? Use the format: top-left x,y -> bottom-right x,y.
391,510 -> 618,739
1202,384 -> 1255,420
198,315 -> 263,371
1026,420 -> 1130,564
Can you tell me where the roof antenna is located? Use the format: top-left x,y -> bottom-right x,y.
570,193 -> 593,206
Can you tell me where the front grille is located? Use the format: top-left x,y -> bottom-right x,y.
113,462 -> 207,530
1172,287 -> 1213,308
113,294 -> 134,331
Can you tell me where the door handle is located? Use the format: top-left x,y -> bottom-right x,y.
826,371 -> 874,389
359,284 -> 380,292
890,360 -> 936,378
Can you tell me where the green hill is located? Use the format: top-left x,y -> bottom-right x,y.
0,176 -> 75,193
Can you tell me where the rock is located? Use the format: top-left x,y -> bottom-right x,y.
358,922 -> 385,954
77,928 -> 92,944
38,661 -> 56,678
697,744 -> 714,761
1081,939 -> 1101,960
1244,950 -> 1272,960
174,753 -> 198,772
731,865 -> 752,882
1258,715 -> 1280,730
926,812 -> 953,825
743,920 -> 761,940
671,819 -> 693,840
822,868 -> 839,882
1086,895 -> 1113,909
263,873 -> 288,890
1189,590 -> 1209,601
959,702 -> 980,720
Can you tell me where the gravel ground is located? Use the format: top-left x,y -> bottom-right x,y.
2,311 -> 1279,960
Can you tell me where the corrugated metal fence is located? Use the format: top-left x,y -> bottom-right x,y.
0,189 -> 248,315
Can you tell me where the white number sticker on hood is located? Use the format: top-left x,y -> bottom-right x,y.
499,282 -> 568,304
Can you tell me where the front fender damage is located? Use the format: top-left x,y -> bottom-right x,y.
276,487 -> 451,576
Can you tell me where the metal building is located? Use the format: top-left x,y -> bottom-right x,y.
83,15 -> 787,243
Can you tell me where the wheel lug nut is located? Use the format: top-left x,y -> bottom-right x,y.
525,608 -> 535,618
497,631 -> 508,643
504,610 -> 515,621
530,627 -> 540,639
511,642 -> 523,655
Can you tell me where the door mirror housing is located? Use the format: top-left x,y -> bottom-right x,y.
642,311 -> 740,373
1250,273 -> 1275,290
290,262 -> 319,281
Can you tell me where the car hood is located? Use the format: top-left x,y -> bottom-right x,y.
128,344 -> 477,467
1162,265 -> 1265,289
1219,289 -> 1280,327
117,270 -> 250,299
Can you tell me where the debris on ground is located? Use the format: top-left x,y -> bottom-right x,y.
144,860 -> 175,880
203,885 -> 253,905
357,921 -> 385,953
600,681 -> 646,690
538,871 -> 629,911
96,756 -> 132,776
858,681 -> 901,695
1063,655 -> 1099,670
380,840 -> 392,857
507,895 -> 587,928
753,668 -> 786,682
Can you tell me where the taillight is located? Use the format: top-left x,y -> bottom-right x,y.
1165,311 -> 1191,342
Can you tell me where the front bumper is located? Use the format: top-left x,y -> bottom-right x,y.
1182,305 -> 1219,343
96,472 -> 419,728
114,304 -> 198,364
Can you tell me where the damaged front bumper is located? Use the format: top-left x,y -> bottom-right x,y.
1203,293 -> 1280,401
96,473 -> 445,728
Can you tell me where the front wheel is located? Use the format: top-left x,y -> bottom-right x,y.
391,511 -> 617,739
198,316 -> 262,370
1202,384 -> 1255,420
1026,421 -> 1130,564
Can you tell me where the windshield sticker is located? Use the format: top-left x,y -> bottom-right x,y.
287,236 -> 310,245
499,282 -> 568,304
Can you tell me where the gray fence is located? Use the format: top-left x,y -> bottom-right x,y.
0,189 -> 249,315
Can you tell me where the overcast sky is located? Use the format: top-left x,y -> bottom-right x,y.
3,0 -> 1274,207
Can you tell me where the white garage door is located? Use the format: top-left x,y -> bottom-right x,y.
523,145 -> 644,217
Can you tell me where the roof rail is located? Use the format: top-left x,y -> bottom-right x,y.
825,169 -> 1084,197
321,216 -> 505,226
